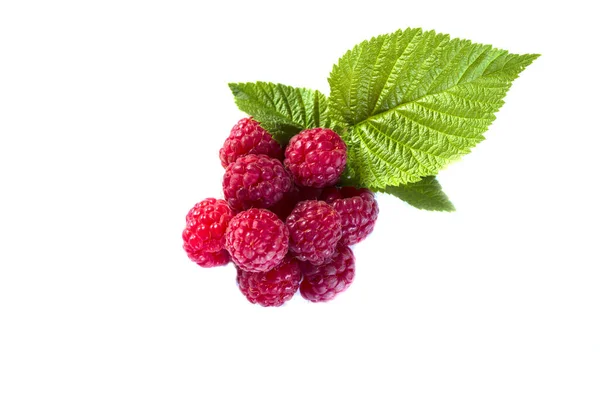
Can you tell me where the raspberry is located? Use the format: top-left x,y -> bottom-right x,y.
269,185 -> 323,221
286,200 -> 342,265
284,128 -> 347,188
236,254 -> 304,307
296,186 -> 323,202
300,245 -> 355,303
219,118 -> 283,168
223,154 -> 292,211
322,187 -> 379,245
225,208 -> 289,272
182,198 -> 234,253
184,247 -> 230,268
320,186 -> 344,203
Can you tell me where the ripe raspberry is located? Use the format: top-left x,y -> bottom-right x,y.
236,255 -> 304,307
322,187 -> 379,245
320,186 -> 344,203
300,245 -> 355,303
225,208 -> 289,272
286,200 -> 342,265
184,247 -> 230,268
269,185 -> 323,221
296,186 -> 323,202
182,198 -> 234,253
284,128 -> 347,188
223,154 -> 292,211
219,118 -> 283,168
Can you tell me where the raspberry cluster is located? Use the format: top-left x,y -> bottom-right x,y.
182,118 -> 378,306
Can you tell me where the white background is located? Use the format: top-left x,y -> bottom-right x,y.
1,1 -> 598,399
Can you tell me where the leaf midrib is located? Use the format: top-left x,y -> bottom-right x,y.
351,57 -> 513,130
256,84 -> 304,129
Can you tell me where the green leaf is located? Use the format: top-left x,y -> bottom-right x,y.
382,176 -> 455,212
229,82 -> 331,144
328,28 -> 539,189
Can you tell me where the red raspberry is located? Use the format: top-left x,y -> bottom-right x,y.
322,187 -> 379,245
184,247 -> 230,268
219,118 -> 283,168
269,185 -> 323,221
182,198 -> 234,253
320,186 -> 344,203
296,186 -> 323,202
223,154 -> 292,211
225,208 -> 289,272
284,128 -> 347,188
236,254 -> 304,307
300,245 -> 355,303
286,200 -> 342,265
